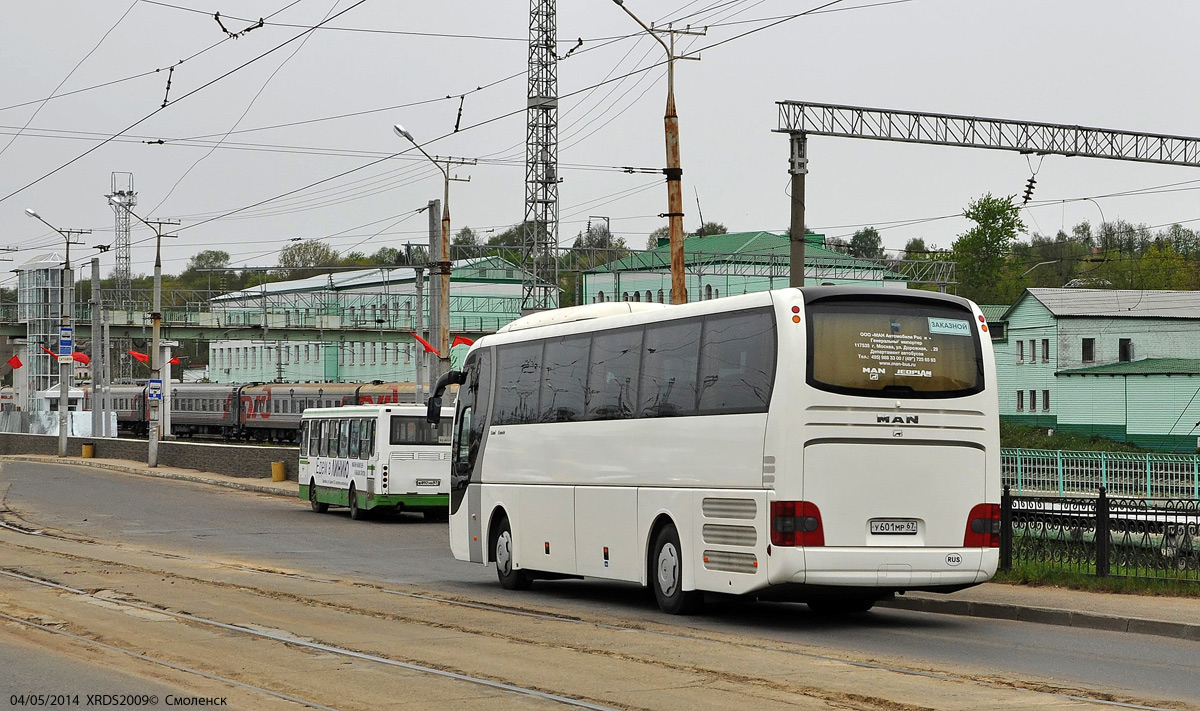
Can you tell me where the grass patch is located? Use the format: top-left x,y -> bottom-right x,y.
994,560 -> 1200,597
1000,421 -> 1154,453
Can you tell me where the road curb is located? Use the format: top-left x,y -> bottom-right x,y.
879,595 -> 1200,641
0,456 -> 295,499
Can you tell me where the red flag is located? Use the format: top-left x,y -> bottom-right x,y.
128,350 -> 149,363
410,332 -> 440,356
6,354 -> 21,369
169,357 -> 181,364
40,345 -> 56,357
451,335 -> 475,348
71,352 -> 90,365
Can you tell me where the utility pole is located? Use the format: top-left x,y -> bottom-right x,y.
24,210 -> 87,457
90,258 -> 102,437
107,173 -> 135,384
413,266 -> 425,405
788,133 -> 808,288
612,3 -> 703,304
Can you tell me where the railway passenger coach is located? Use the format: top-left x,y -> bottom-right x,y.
0,381 -> 423,442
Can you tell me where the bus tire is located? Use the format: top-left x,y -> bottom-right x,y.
493,517 -> 531,591
348,484 -> 364,520
651,524 -> 704,615
309,479 -> 328,513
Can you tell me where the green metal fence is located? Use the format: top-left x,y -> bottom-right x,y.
1002,448 -> 1200,499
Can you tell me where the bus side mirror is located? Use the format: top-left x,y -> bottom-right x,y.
426,396 -> 442,424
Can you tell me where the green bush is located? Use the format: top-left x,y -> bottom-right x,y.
1000,421 -> 1151,453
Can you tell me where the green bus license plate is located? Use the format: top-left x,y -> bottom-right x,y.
870,520 -> 918,535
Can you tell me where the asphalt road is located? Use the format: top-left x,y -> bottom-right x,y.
3,460 -> 1199,706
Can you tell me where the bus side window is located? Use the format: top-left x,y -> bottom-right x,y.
348,419 -> 361,459
299,422 -> 309,457
338,420 -> 351,459
363,420 -> 375,459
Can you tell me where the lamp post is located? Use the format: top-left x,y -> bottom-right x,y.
24,209 -> 88,457
612,1 -> 698,304
106,195 -> 177,467
394,124 -> 451,374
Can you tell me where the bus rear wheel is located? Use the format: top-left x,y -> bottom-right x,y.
494,517 -> 531,590
309,480 -> 328,513
651,524 -> 704,615
348,484 -> 364,520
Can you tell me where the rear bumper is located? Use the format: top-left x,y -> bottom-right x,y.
766,546 -> 998,588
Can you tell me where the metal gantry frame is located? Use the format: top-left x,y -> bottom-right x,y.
775,101 -> 1200,284
521,0 -> 560,312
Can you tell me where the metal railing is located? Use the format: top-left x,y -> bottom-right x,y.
1000,487 -> 1200,581
1002,448 -> 1200,500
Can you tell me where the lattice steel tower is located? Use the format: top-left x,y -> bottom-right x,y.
108,172 -> 136,384
521,0 -> 559,312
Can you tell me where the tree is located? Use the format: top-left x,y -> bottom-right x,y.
178,249 -> 231,290
951,193 -> 1026,303
903,237 -> 929,259
848,227 -> 884,259
186,249 -> 231,272
647,226 -> 669,250
692,221 -> 727,238
454,226 -> 480,247
824,236 -> 849,254
278,239 -> 340,279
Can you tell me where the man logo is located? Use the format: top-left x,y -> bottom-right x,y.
877,415 -> 919,424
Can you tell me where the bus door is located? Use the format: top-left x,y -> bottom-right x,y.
449,348 -> 492,563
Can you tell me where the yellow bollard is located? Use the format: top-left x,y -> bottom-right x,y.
81,443 -> 95,459
271,461 -> 287,482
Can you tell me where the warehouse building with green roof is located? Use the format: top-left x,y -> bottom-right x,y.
997,288 -> 1200,451
583,231 -> 908,304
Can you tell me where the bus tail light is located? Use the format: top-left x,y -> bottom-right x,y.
964,503 -> 1001,547
770,501 -> 824,547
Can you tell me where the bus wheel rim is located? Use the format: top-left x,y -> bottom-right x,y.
497,531 -> 513,574
657,543 -> 679,597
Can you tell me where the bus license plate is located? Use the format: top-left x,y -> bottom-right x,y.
871,520 -> 918,535
416,479 -> 440,487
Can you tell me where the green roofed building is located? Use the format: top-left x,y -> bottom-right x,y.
997,288 -> 1200,451
583,232 -> 908,304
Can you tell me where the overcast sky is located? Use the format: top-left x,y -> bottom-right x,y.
4,0 -> 1200,288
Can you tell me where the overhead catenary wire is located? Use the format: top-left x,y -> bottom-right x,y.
0,0 -> 370,206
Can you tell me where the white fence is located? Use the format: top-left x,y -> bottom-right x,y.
1002,448 -> 1200,499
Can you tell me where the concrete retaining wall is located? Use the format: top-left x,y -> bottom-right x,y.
0,434 -> 299,481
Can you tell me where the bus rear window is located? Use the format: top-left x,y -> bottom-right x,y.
390,415 -> 453,445
807,298 -> 983,398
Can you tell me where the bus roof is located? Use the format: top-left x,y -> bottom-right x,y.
497,302 -> 668,333
302,404 -> 452,418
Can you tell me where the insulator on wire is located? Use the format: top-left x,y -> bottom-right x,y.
1022,176 -> 1037,205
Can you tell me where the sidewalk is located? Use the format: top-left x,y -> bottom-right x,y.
5,453 -> 1200,641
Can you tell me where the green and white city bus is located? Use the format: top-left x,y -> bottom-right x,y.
299,404 -> 454,520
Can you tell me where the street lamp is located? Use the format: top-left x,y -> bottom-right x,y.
393,124 -> 451,375
24,208 -> 88,457
612,0 -> 691,304
106,195 -> 176,467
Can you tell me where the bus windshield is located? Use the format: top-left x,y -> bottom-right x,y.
390,415 -> 453,445
807,297 -> 984,398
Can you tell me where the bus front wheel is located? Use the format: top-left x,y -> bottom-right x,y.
651,524 -> 704,615
493,517 -> 531,591
309,480 -> 328,513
